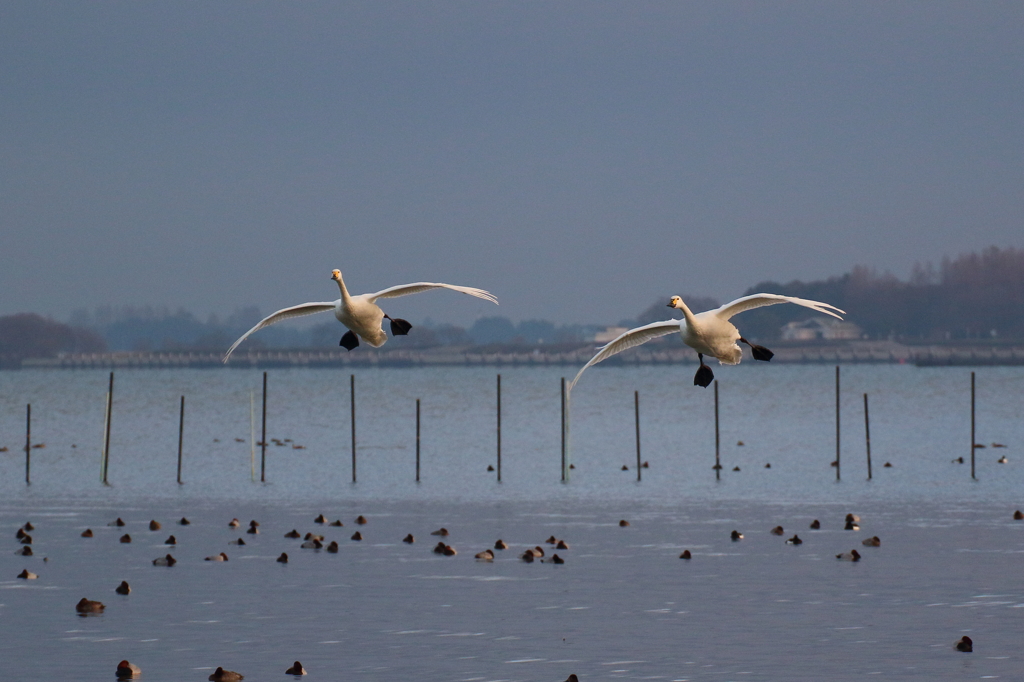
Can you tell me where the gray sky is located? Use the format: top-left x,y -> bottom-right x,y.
2,2 -> 1022,326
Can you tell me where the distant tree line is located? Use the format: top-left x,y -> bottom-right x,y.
2,247 -> 1022,362
735,247 -> 1024,341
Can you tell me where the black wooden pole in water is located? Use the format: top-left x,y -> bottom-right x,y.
835,365 -> 841,481
970,371 -> 976,480
863,393 -> 872,480
25,404 -> 31,485
560,377 -> 567,483
350,374 -> 357,483
260,371 -> 267,483
103,371 -> 114,484
496,374 -> 502,482
177,395 -> 185,484
635,391 -> 641,482
415,398 -> 421,483
714,380 -> 720,481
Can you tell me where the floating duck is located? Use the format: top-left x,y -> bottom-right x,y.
179,517 -> 191,525
619,520 -> 630,527
314,514 -> 327,524
285,661 -> 306,676
116,581 -> 131,595
493,539 -> 508,550
402,534 -> 415,544
556,540 -> 570,550
731,530 -> 743,541
475,549 -> 495,561
997,456 -> 1009,464
430,528 -> 449,537
1014,510 -> 1024,520
152,554 -> 176,567
862,536 -> 881,547
119,534 -> 132,543
955,636 -> 973,652
329,520 -> 344,527
164,535 -> 176,545
229,538 -> 246,545
679,550 -> 692,559
809,520 -> 821,529
17,569 -> 37,579
110,518 -> 126,527
228,519 -> 240,528
786,535 -> 802,545
836,549 -> 861,561
350,532 -> 363,541
205,552 -> 229,562
209,667 -> 244,681
149,520 -> 161,531
116,660 -> 142,679
300,539 -> 323,550
770,526 -> 784,535
356,515 -> 367,525
76,597 -> 105,613
276,553 -> 288,563
326,541 -> 339,553
284,530 -> 300,538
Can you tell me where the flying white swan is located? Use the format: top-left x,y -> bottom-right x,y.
569,294 -> 845,389
223,269 -> 497,362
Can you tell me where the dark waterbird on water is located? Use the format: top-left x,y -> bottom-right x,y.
223,269 -> 497,360
568,293 -> 844,389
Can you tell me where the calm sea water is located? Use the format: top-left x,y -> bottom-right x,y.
0,365 -> 1022,680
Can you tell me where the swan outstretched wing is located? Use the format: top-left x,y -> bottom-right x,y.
367,283 -> 498,305
223,301 -> 337,362
713,294 -> 845,321
568,320 -> 683,392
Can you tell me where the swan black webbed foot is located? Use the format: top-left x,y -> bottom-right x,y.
340,330 -> 360,351
693,353 -> 714,388
384,315 -> 413,336
740,337 -> 774,362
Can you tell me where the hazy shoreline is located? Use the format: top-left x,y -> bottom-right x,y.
13,340 -> 1024,369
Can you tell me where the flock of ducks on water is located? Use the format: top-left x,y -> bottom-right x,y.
15,505 -> 1004,675
221,268 -> 849,390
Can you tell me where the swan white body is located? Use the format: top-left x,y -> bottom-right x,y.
223,269 -> 497,362
569,293 -> 845,391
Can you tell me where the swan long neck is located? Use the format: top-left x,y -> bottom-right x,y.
673,298 -> 699,329
333,270 -> 352,303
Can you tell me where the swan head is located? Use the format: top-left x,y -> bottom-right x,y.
667,295 -> 683,309
330,269 -> 341,281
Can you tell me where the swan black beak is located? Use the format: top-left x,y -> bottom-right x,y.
666,302 -> 673,307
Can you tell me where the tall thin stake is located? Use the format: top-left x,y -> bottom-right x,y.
714,380 -> 720,481
103,371 -> 114,485
634,391 -> 641,482
971,371 -> 976,480
835,366 -> 841,481
560,377 -> 567,483
350,374 -> 357,483
863,393 -> 872,480
100,391 -> 109,482
415,398 -> 421,483
176,396 -> 185,484
496,374 -> 502,482
25,404 -> 31,485
260,371 -> 267,483
249,390 -> 256,482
